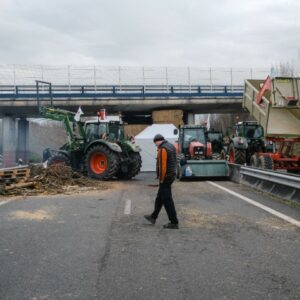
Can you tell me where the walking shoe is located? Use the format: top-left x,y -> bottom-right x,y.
144,215 -> 156,224
163,223 -> 179,229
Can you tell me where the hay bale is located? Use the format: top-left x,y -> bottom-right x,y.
124,124 -> 148,137
152,109 -> 183,127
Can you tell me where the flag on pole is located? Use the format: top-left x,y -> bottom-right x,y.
74,106 -> 84,122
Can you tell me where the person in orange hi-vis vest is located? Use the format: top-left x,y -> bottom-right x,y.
144,134 -> 179,229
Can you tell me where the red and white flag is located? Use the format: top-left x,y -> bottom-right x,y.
74,106 -> 84,122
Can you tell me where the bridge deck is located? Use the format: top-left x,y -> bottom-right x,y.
0,84 -> 243,117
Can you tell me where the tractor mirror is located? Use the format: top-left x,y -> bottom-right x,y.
174,129 -> 178,135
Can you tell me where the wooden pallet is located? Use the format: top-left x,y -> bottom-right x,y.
0,166 -> 31,181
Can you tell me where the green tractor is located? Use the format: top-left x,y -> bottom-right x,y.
41,107 -> 142,180
227,121 -> 273,165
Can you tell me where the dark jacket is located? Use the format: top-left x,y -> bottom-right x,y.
156,140 -> 177,183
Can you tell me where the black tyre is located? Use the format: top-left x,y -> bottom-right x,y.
47,153 -> 71,166
220,149 -> 226,160
212,149 -> 226,160
176,164 -> 180,179
117,152 -> 142,179
250,154 -> 259,167
176,164 -> 183,180
212,153 -> 221,160
257,155 -> 274,170
228,143 -> 246,165
85,144 -> 119,180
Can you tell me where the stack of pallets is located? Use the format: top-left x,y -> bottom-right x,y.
0,166 -> 32,193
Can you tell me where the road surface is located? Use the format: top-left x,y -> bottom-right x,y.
0,173 -> 299,300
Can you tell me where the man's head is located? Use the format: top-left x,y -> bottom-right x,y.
153,134 -> 165,146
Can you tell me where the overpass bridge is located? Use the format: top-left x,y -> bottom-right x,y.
1,64 -> 259,167
0,83 -> 243,117
0,83 -> 244,167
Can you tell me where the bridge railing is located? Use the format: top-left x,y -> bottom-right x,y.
0,65 -> 273,86
0,84 -> 244,99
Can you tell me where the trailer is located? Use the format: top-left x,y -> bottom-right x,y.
243,76 -> 300,172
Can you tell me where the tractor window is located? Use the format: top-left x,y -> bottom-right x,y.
245,126 -> 263,138
207,133 -> 222,142
253,126 -> 264,138
246,128 -> 255,138
108,123 -> 124,140
183,129 -> 206,144
85,123 -> 107,140
236,126 -> 243,137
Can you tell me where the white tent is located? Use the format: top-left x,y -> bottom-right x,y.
135,124 -> 179,171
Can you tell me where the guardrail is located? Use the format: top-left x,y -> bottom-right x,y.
240,166 -> 300,189
0,84 -> 244,100
234,165 -> 300,202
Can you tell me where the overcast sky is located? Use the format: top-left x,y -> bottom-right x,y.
0,0 -> 299,69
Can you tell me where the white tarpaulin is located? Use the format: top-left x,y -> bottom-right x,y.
135,124 -> 179,171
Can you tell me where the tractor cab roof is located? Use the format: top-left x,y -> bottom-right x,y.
84,116 -> 122,124
237,121 -> 258,126
180,125 -> 207,129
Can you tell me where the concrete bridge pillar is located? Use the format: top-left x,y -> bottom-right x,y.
17,118 -> 29,164
187,113 -> 195,125
2,116 -> 17,167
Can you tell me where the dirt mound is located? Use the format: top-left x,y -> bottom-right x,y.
1,164 -> 114,196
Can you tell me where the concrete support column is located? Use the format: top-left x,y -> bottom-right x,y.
0,118 -> 2,153
187,113 -> 195,125
2,116 -> 17,167
17,118 -> 29,164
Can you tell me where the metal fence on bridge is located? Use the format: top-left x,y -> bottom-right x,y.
0,65 -> 274,88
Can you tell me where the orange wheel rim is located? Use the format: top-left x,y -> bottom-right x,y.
90,153 -> 108,174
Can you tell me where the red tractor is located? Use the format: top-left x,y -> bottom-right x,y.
174,125 -> 228,178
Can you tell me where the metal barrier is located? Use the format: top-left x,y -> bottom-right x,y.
239,166 -> 300,203
0,84 -> 244,100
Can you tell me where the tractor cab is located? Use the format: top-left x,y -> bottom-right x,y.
85,117 -> 124,143
177,125 -> 211,160
175,125 -> 228,179
235,121 -> 264,140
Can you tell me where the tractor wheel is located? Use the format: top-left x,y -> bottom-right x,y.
176,164 -> 180,179
117,152 -> 142,179
257,155 -> 274,170
47,153 -> 71,167
213,149 -> 227,160
220,149 -> 226,160
85,145 -> 119,180
250,154 -> 259,167
176,163 -> 183,180
228,143 -> 246,165
212,153 -> 221,160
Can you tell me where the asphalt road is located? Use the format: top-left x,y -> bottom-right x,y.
0,173 -> 299,300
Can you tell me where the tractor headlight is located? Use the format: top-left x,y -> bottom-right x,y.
194,146 -> 204,155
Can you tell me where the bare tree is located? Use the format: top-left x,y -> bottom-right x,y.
271,61 -> 295,77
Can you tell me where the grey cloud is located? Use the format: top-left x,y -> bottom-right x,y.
0,0 -> 299,68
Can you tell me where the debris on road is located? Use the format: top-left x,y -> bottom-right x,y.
0,164 -> 114,196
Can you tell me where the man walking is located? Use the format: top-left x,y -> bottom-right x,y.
144,134 -> 179,229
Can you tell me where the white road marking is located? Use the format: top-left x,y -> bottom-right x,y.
124,199 -> 131,215
0,200 -> 10,207
207,181 -> 300,228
